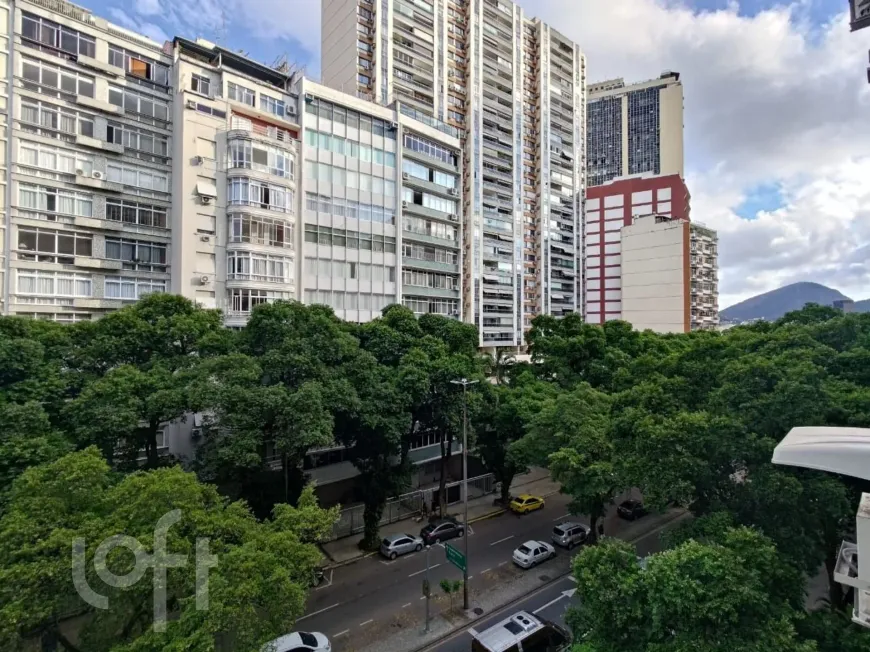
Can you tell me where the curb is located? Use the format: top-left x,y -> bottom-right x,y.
409,508 -> 689,652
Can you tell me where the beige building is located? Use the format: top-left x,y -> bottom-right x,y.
621,214 -> 718,333
586,72 -> 683,188
321,0 -> 587,348
4,0 -> 173,322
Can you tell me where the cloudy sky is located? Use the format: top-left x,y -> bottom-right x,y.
91,0 -> 870,308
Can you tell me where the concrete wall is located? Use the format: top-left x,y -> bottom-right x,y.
659,83 -> 684,178
321,0 -> 361,95
621,216 -> 688,333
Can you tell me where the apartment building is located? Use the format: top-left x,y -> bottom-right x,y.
321,0 -> 587,348
586,72 -> 683,188
621,214 -> 719,333
4,0 -> 173,322
584,173 -> 690,325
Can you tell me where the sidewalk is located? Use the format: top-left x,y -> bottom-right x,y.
321,468 -> 562,566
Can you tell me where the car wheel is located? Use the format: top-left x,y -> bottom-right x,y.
390,551 -> 398,560
458,528 -> 465,537
530,560 -> 537,568
433,536 -> 440,544
550,550 -> 556,559
415,543 -> 422,552
567,541 -> 574,550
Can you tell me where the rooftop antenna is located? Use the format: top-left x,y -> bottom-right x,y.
213,9 -> 228,45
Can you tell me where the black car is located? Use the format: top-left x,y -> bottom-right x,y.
617,499 -> 647,521
420,517 -> 464,544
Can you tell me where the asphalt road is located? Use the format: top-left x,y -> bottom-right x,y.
298,492 -> 681,648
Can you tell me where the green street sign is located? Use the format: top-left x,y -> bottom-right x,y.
445,542 -> 466,573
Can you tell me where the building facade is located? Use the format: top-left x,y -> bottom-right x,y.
321,0 -> 587,348
584,173 -> 690,325
586,72 -> 683,188
4,0 -> 173,322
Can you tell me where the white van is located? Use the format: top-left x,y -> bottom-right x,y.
470,611 -> 569,652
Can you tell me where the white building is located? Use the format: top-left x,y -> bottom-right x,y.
321,0 -> 587,348
4,0 -> 173,321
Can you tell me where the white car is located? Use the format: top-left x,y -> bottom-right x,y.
512,540 -> 556,569
261,631 -> 331,652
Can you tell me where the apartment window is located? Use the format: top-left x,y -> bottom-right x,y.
358,39 -> 372,53
230,214 -> 291,247
105,277 -> 166,300
106,123 -> 169,157
17,270 -> 92,297
228,178 -> 293,213
105,238 -> 167,271
191,74 -> 211,96
402,243 -> 457,264
229,140 -> 294,179
108,86 -> 170,122
227,252 -> 290,283
21,57 -> 94,97
21,12 -> 96,58
106,199 -> 168,228
403,133 -> 457,166
260,94 -> 286,118
227,82 -> 255,106
20,99 -> 94,140
359,57 -> 371,70
108,45 -> 169,86
303,225 -> 396,252
19,184 -> 93,218
403,216 -> 456,241
18,141 -> 93,176
106,163 -> 169,193
229,289 -> 288,314
17,227 -> 92,263
402,187 -> 457,214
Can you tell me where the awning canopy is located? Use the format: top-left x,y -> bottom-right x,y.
772,426 -> 870,481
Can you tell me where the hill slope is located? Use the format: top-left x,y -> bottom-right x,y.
721,282 -> 851,322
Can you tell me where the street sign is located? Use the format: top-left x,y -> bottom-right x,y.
445,542 -> 466,573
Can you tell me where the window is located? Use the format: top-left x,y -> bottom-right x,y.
227,252 -> 291,283
19,184 -> 93,219
403,133 -> 457,166
229,288 -> 288,314
17,270 -> 92,297
260,94 -> 286,118
107,123 -> 169,157
230,214 -> 291,247
21,12 -> 96,58
106,199 -> 168,228
108,86 -> 170,123
105,277 -> 166,300
105,238 -> 167,271
106,163 -> 168,193
108,45 -> 169,86
21,57 -> 94,97
191,74 -> 211,96
302,225 -> 396,253
228,140 -> 294,178
403,297 -> 459,316
17,227 -> 92,263
20,99 -> 94,139
227,82 -> 255,106
228,178 -> 293,213
358,73 -> 371,85
19,140 -> 94,176
403,216 -> 456,241
402,243 -> 457,264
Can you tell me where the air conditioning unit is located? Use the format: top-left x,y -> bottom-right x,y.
192,155 -> 203,165
448,188 -> 459,196
304,93 -> 314,103
401,200 -> 408,208
91,170 -> 105,180
201,196 -> 212,205
199,275 -> 211,285
391,122 -> 399,129
75,168 -> 85,176
199,235 -> 211,243
287,105 -> 297,116
186,99 -> 197,110
448,213 -> 457,221
402,172 -> 409,180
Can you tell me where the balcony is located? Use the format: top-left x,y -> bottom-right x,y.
227,124 -> 296,149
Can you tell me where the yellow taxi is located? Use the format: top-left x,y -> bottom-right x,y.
509,494 -> 545,514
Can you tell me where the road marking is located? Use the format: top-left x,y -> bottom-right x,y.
532,588 -> 577,615
498,561 -> 507,566
467,575 -> 473,580
552,513 -> 571,521
359,619 -> 374,627
409,563 -> 440,578
481,567 -> 492,574
490,535 -> 515,546
313,569 -> 334,590
297,602 -> 340,621
420,595 -> 426,600
333,630 -> 349,638
402,602 -> 412,608
567,575 -> 577,583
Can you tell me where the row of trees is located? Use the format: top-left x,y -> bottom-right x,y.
1,295 -> 869,649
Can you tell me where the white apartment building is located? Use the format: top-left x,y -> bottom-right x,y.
321,0 -> 586,348
4,0 -> 173,322
689,222 -> 719,329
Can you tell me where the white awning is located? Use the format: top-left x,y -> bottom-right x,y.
772,426 -> 870,481
196,182 -> 217,198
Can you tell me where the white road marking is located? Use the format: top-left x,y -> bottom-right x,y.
498,561 -> 507,566
552,514 -> 571,521
409,563 -> 440,578
313,569 -> 334,590
567,575 -> 577,582
297,603 -> 340,621
532,588 -> 577,615
402,602 -> 412,608
489,535 -> 515,546
481,567 -> 492,574
467,576 -> 473,580
333,630 -> 349,637
359,619 -> 374,627
420,595 -> 426,600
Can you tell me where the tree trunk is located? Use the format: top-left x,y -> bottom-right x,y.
361,497 -> 386,551
499,470 -> 514,504
145,421 -> 160,468
589,515 -> 599,545
282,452 -> 289,504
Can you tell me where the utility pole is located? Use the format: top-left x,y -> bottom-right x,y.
424,544 -> 431,632
450,377 -> 478,612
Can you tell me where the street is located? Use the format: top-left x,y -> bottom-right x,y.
299,492 -> 685,651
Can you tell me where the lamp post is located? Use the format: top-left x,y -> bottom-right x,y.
450,377 -> 478,612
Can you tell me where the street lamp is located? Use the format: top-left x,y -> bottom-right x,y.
450,377 -> 478,612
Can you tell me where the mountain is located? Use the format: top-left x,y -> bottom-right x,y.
855,299 -> 870,313
720,282 -> 852,322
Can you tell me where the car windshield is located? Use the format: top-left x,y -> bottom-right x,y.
553,527 -> 565,535
382,538 -> 392,546
518,545 -> 532,555
298,632 -> 317,647
422,524 -> 435,533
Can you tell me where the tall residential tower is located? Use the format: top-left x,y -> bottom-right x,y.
322,0 -> 586,348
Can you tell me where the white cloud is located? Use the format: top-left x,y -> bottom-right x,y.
133,0 -> 162,17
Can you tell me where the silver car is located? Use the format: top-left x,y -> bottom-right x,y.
551,522 -> 590,549
512,540 -> 556,569
380,533 -> 424,560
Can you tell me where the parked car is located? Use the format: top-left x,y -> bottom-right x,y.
509,494 -> 546,515
380,533 -> 424,560
420,517 -> 464,545
551,522 -> 590,549
512,540 -> 556,569
261,631 -> 331,652
617,499 -> 647,521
